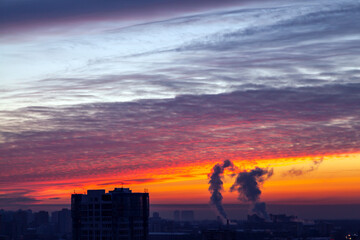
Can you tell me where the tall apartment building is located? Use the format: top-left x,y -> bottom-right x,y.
71,188 -> 149,240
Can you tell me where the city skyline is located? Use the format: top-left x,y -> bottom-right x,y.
1,0 -> 360,217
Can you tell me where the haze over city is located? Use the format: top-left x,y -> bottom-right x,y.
1,0 -> 360,222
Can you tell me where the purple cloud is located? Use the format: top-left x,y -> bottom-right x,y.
0,84 -> 359,185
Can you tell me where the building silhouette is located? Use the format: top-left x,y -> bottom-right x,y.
180,211 -> 194,222
173,211 -> 180,222
71,188 -> 149,240
172,210 -> 194,222
34,210 -> 49,227
51,208 -> 72,237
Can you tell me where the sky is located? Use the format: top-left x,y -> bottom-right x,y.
1,0 -> 360,216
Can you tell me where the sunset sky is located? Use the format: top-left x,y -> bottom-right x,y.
1,0 -> 360,212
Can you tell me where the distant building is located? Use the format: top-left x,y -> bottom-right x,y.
247,214 -> 265,223
71,188 -> 149,240
149,212 -> 162,233
181,211 -> 194,222
172,210 -> 194,222
34,211 -> 49,227
58,208 -> 72,235
201,229 -> 236,240
173,211 -> 180,222
149,232 -> 193,240
269,214 -> 297,223
13,210 -> 28,238
51,211 -> 59,225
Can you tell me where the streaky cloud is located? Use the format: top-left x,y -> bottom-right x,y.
0,84 -> 359,186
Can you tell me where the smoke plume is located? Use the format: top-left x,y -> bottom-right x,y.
252,202 -> 269,220
286,158 -> 323,176
208,159 -> 234,220
230,167 -> 273,219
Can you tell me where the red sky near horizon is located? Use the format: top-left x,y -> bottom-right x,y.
1,0 -> 360,211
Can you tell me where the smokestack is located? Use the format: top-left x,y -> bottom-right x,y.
230,167 -> 273,220
208,160 -> 234,220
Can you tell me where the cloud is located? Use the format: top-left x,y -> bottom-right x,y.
0,0 -> 267,36
2,0 -> 359,111
1,0 -> 360,206
98,178 -> 174,186
0,83 -> 359,185
0,190 -> 40,208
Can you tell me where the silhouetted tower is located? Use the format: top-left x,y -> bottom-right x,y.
71,188 -> 149,240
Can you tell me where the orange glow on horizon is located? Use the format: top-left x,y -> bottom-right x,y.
6,152 -> 360,206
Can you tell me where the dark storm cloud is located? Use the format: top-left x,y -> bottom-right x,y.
0,83 -> 359,184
